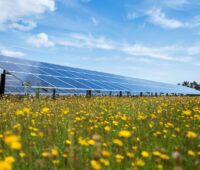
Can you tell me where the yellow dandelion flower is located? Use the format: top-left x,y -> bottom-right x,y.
65,140 -> 71,145
115,154 -> 124,163
141,151 -> 149,158
104,126 -> 111,132
42,107 -> 49,113
126,152 -> 134,158
112,121 -> 118,126
0,161 -> 12,170
100,158 -> 109,166
186,131 -> 197,139
52,160 -> 59,165
5,156 -> 15,164
10,141 -> 21,150
160,154 -> 169,160
88,139 -> 95,146
153,151 -> 161,157
135,159 -> 145,167
30,132 -> 37,137
51,149 -> 59,157
91,160 -> 101,170
182,110 -> 191,116
101,150 -> 111,157
41,151 -> 50,158
187,150 -> 195,156
113,139 -> 123,146
16,110 -> 24,115
118,130 -> 131,138
19,152 -> 26,158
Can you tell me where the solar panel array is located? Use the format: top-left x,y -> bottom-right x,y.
0,55 -> 200,95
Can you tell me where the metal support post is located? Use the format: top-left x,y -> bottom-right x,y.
0,70 -> 6,97
86,90 -> 92,97
52,89 -> 56,100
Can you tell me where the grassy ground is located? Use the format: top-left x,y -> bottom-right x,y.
0,96 -> 199,170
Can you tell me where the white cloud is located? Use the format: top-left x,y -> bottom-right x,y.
187,44 -> 200,55
121,43 -> 191,62
147,8 -> 184,29
146,7 -> 200,29
91,17 -> 99,25
127,12 -> 140,20
0,0 -> 55,31
9,20 -> 37,31
58,33 -> 114,50
147,0 -> 188,8
56,32 -> 191,62
27,33 -> 54,48
0,49 -> 25,57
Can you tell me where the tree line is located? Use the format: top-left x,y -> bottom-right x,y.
178,81 -> 200,91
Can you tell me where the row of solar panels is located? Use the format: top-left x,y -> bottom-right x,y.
0,55 -> 200,95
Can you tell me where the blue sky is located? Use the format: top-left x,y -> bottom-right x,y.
0,0 -> 200,84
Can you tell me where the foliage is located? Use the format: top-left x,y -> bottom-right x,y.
178,81 -> 200,91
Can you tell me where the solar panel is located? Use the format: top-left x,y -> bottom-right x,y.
0,55 -> 200,96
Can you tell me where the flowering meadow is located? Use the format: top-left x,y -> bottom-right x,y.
0,96 -> 199,170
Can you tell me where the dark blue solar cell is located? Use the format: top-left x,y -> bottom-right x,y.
58,77 -> 90,89
10,72 -> 54,87
0,62 -> 25,72
77,79 -> 104,90
38,67 -> 64,76
37,75 -> 75,88
53,70 -> 80,78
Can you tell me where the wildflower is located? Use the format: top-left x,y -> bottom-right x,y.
88,139 -> 95,146
141,151 -> 149,158
30,132 -> 37,137
42,107 -> 49,113
4,135 -> 22,150
52,160 -> 59,165
187,150 -> 195,156
62,153 -> 68,158
78,138 -> 88,146
101,150 -> 111,157
160,154 -> 170,160
5,157 -> 15,164
132,146 -> 138,151
41,151 -> 50,158
11,142 -> 22,150
16,110 -> 24,115
23,107 -> 30,113
112,121 -> 118,126
65,140 -> 71,145
90,160 -> 101,170
51,149 -> 59,157
186,131 -> 197,139
157,164 -> 163,170
100,158 -> 109,166
126,152 -> 134,158
182,110 -> 191,116
19,152 -> 26,158
113,139 -> 123,146
135,159 -> 145,167
153,151 -> 161,157
104,126 -> 111,132
118,130 -> 131,138
0,161 -> 12,170
115,154 -> 124,163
